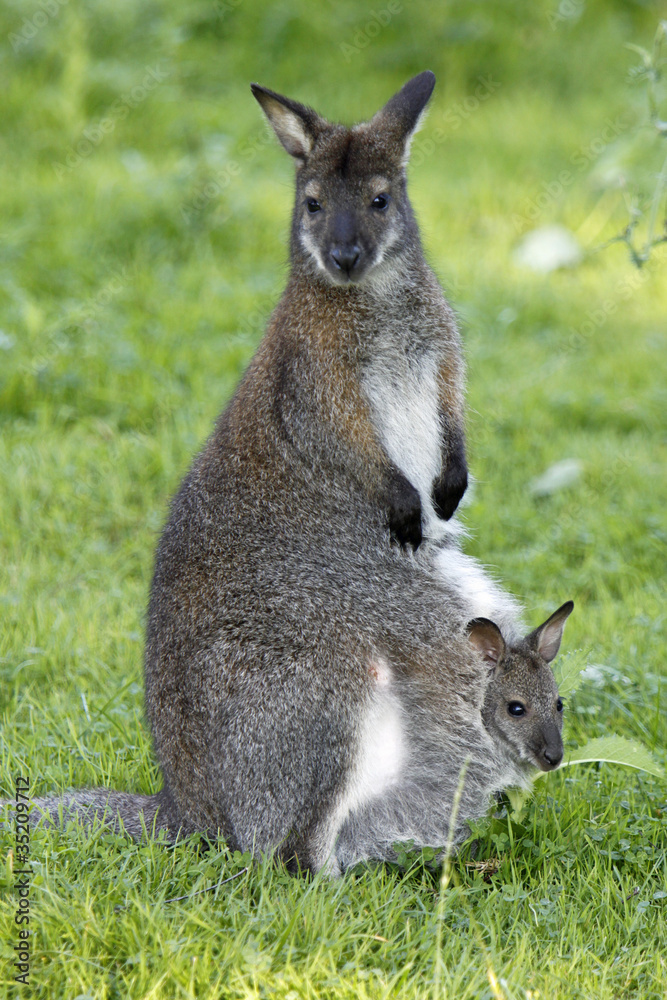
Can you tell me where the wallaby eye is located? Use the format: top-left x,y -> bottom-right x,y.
306,198 -> 321,214
556,698 -> 564,713
371,193 -> 389,211
507,701 -> 526,718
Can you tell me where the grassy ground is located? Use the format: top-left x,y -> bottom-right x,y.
1,0 -> 666,997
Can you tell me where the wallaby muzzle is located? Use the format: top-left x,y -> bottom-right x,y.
326,211 -> 364,281
330,244 -> 361,277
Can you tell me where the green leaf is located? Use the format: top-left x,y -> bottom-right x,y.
505,786 -> 531,820
553,653 -> 586,696
557,736 -> 664,778
506,736 -> 664,818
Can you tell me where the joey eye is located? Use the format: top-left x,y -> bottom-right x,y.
507,701 -> 526,718
371,193 -> 389,211
306,198 -> 321,214
556,698 -> 564,713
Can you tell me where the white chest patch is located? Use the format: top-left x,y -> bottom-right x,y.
433,547 -> 501,620
431,545 -> 523,639
362,353 -> 444,536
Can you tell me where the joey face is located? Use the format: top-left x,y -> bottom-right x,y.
468,602 -> 574,773
251,72 -> 436,286
483,648 -> 564,772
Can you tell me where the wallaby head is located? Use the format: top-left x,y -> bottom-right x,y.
468,601 -> 574,772
251,71 -> 435,286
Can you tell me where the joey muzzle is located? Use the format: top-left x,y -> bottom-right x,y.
536,724 -> 564,771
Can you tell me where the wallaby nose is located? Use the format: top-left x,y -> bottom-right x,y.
330,246 -> 361,274
543,748 -> 563,768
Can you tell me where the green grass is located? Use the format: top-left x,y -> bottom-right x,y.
1,0 -> 666,997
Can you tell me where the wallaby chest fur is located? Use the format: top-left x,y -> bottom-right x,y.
359,268 -> 463,539
228,261 -> 463,523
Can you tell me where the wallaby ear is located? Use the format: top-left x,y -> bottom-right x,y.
251,83 -> 322,162
370,70 -> 436,166
466,618 -> 506,670
527,601 -> 574,663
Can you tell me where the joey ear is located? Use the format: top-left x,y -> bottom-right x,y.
527,601 -> 574,663
251,83 -> 323,162
466,618 -> 506,669
370,70 -> 436,165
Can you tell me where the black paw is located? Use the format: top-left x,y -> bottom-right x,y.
432,451 -> 468,521
388,474 -> 422,550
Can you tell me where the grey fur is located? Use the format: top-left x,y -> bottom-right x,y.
9,75 -> 574,874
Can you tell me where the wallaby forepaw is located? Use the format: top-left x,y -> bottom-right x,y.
388,479 -> 423,550
432,459 -> 468,521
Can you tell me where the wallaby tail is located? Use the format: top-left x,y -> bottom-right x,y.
9,788 -> 177,840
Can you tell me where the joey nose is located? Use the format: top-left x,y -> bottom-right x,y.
543,748 -> 563,768
330,246 -> 361,274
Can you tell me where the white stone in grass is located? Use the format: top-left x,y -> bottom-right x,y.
529,458 -> 583,496
513,225 -> 582,273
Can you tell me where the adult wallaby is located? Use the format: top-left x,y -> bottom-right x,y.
13,74 -> 566,873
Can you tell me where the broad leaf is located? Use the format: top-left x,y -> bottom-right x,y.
559,735 -> 664,777
506,735 -> 664,816
553,653 -> 586,696
505,786 -> 530,817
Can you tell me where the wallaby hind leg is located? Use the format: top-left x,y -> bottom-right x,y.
280,809 -> 349,877
203,718 -> 353,867
150,644 -> 365,866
